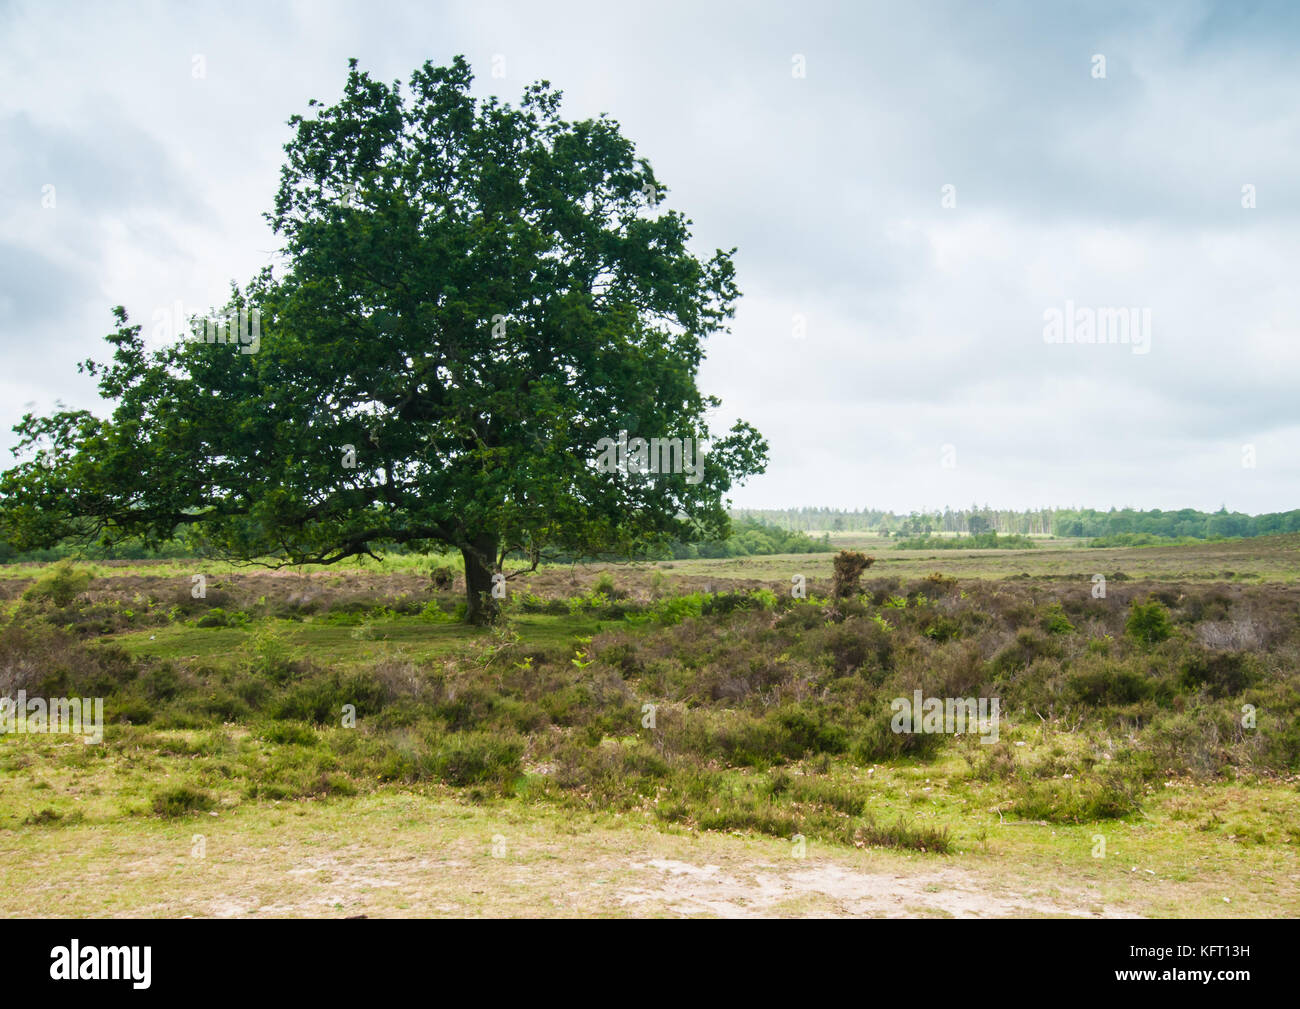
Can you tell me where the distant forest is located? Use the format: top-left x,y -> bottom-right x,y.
732,506 -> 1300,540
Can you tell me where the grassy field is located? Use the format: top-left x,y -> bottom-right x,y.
673,532 -> 1300,583
1,531 -> 1292,587
2,535 -> 1298,917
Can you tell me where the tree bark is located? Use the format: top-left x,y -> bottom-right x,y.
461,533 -> 500,625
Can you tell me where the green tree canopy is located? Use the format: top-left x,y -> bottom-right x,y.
0,56 -> 767,622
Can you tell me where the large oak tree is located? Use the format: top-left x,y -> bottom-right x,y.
0,57 -> 767,622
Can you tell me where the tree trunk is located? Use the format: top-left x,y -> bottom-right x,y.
461,533 -> 500,625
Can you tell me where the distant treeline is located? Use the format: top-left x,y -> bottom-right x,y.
0,537 -> 200,564
506,518 -> 830,562
1086,533 -> 1212,549
0,518 -> 829,565
664,519 -> 830,559
732,506 -> 1300,540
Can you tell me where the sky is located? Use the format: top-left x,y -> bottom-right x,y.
2,0 -> 1297,515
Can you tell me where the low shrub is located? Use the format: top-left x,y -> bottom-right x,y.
22,562 -> 93,608
1008,778 -> 1138,823
1127,599 -> 1174,647
151,785 -> 216,817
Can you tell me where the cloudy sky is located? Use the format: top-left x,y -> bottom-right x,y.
2,0 -> 1297,515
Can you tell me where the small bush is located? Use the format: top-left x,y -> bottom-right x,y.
856,816 -> 952,853
702,591 -> 764,616
273,669 -> 385,724
1009,778 -> 1137,823
22,563 -> 93,608
431,732 -> 524,786
195,607 -> 250,629
1040,603 -> 1075,635
771,704 -> 848,756
1178,648 -> 1258,698
242,625 -> 302,684
1066,664 -> 1151,706
973,740 -> 1017,780
141,663 -> 182,702
420,600 -> 456,622
1126,599 -> 1174,647
110,696 -> 155,725
599,641 -> 642,676
259,722 -> 319,746
151,785 -> 216,817
992,628 -> 1060,672
831,551 -> 874,598
641,593 -> 706,626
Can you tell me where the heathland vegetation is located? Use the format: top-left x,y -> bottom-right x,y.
893,532 -> 1037,550
4,542 -> 1297,843
2,536 -> 1298,915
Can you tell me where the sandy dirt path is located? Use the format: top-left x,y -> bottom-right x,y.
0,794 -> 1146,918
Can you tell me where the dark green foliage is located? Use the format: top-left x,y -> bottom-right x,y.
273,670 -> 387,724
1127,599 -> 1174,646
1179,648 -> 1258,697
429,733 -> 525,786
140,663 -> 182,702
853,706 -> 945,762
196,608 -> 250,629
856,818 -> 952,853
1040,603 -> 1075,635
675,519 -> 828,559
771,705 -> 849,756
831,550 -> 875,597
1066,664 -> 1151,706
818,619 -> 894,676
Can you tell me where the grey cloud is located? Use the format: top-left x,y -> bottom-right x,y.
1,0 -> 1297,512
